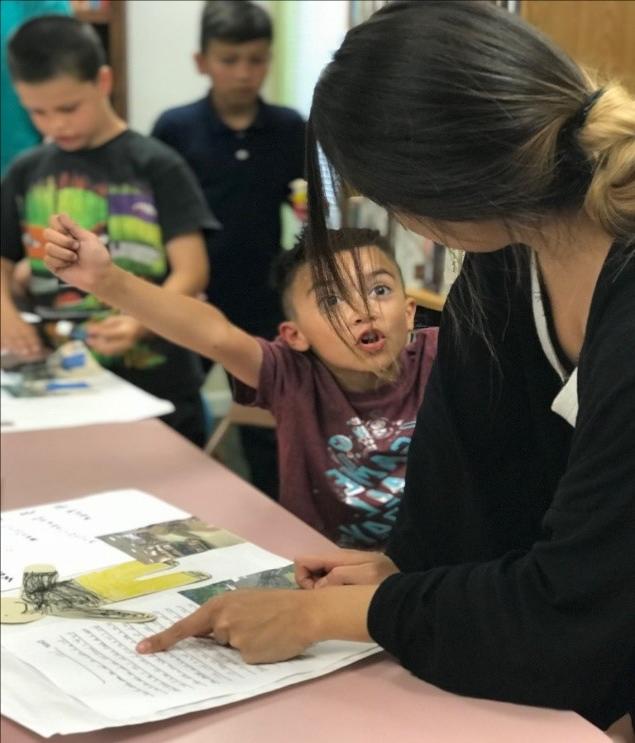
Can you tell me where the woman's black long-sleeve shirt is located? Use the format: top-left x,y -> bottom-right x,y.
368,243 -> 635,729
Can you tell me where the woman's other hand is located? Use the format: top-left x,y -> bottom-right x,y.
295,549 -> 399,589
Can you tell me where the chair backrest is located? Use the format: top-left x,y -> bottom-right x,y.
204,402 -> 275,457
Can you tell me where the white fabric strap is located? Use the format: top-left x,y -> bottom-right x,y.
551,369 -> 579,427
530,252 -> 579,427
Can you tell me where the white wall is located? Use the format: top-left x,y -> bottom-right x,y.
291,0 -> 348,117
127,0 -> 208,134
126,0 -> 347,133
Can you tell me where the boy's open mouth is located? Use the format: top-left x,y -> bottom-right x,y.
357,329 -> 387,353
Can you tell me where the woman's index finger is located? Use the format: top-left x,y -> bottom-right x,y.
136,601 -> 220,654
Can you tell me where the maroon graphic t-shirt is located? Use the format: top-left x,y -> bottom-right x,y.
233,328 -> 438,547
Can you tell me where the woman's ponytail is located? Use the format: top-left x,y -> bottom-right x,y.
579,81 -> 635,244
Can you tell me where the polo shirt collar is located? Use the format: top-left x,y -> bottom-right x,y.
204,92 -> 268,134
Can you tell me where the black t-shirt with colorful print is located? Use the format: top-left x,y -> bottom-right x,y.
1,130 -> 218,399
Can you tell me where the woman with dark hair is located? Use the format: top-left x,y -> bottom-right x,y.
138,1 -> 634,731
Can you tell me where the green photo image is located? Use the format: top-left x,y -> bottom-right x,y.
180,565 -> 297,606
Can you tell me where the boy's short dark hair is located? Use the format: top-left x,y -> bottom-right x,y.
8,15 -> 106,83
200,0 -> 272,52
274,226 -> 401,317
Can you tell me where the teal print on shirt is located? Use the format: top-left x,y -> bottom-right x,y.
325,416 -> 414,546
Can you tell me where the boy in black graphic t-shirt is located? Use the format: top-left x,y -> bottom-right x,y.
0,16 -> 218,445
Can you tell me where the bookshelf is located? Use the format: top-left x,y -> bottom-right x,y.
71,0 -> 127,119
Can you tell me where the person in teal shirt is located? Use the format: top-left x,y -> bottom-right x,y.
1,0 -> 71,175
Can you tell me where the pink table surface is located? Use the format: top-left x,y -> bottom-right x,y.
0,420 -> 610,743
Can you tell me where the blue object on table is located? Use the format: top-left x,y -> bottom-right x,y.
60,352 -> 87,370
45,381 -> 89,391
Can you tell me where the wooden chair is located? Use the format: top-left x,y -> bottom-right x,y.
408,286 -> 446,329
204,402 -> 275,458
407,286 -> 446,312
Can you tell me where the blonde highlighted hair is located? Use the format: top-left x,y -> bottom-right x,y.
580,80 -> 635,243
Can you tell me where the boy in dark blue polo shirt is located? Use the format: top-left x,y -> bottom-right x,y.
152,0 -> 305,340
151,1 -> 305,498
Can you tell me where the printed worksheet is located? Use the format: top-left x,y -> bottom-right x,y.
2,629 -> 379,738
0,490 -> 189,590
5,595 -> 360,720
0,367 -> 173,433
1,517 -> 380,736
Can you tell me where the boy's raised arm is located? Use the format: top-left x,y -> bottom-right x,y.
43,214 -> 263,389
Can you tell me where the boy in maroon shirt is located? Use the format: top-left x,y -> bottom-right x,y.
44,218 -> 437,547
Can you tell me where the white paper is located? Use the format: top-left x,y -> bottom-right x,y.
1,649 -> 106,738
3,595 -> 378,723
2,635 -> 380,737
2,562 -> 379,734
0,368 -> 173,433
0,490 -> 380,736
1,489 -> 189,590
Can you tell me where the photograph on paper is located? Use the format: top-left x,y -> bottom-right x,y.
98,516 -> 244,564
